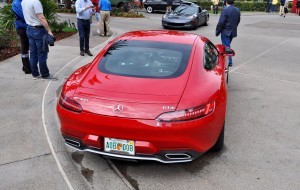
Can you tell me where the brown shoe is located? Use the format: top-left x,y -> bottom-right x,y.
85,50 -> 93,56
80,51 -> 84,56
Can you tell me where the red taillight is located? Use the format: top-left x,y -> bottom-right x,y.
157,101 -> 215,122
59,93 -> 82,113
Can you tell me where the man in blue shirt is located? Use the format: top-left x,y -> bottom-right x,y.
75,0 -> 94,56
12,0 -> 31,74
99,0 -> 112,37
216,0 -> 240,67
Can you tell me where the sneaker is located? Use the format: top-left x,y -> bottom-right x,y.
41,74 -> 58,81
80,51 -> 85,56
32,75 -> 41,80
85,50 -> 93,56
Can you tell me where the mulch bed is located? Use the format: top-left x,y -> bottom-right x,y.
0,31 -> 77,62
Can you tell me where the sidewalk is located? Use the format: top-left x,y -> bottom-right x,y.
0,19 -> 128,190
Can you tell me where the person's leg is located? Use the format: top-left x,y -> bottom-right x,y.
279,5 -> 282,15
105,12 -> 111,36
95,12 -> 100,34
77,19 -> 85,53
216,5 -> 218,14
35,28 -> 49,77
26,28 -> 40,77
84,19 -> 91,54
17,28 -> 31,74
100,12 -> 105,36
221,33 -> 233,66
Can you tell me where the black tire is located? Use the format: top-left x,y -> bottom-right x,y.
146,6 -> 153,13
193,19 -> 198,30
226,69 -> 229,84
203,15 -> 209,26
211,123 -> 224,151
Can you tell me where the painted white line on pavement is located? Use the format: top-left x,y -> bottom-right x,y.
41,28 -> 120,190
230,38 -> 290,73
232,71 -> 300,85
106,159 -> 136,190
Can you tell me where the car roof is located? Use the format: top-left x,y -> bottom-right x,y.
179,2 -> 198,7
115,30 -> 199,45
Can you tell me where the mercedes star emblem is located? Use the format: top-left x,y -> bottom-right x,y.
113,104 -> 124,112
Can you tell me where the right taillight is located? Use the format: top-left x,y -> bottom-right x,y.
156,101 -> 215,122
59,93 -> 82,113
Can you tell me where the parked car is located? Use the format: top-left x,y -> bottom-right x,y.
57,30 -> 234,163
110,0 -> 134,8
144,0 -> 192,13
162,3 -> 209,29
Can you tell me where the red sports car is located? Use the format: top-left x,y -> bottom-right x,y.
57,30 -> 234,163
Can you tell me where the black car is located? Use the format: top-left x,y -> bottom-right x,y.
162,3 -> 209,29
144,0 -> 192,13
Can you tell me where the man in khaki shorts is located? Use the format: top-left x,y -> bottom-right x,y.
99,0 -> 112,36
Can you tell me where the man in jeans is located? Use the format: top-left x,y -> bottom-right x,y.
21,0 -> 55,79
216,0 -> 240,67
75,0 -> 94,56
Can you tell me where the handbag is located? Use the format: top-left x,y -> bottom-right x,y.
284,7 -> 288,13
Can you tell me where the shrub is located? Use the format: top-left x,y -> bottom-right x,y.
51,21 -> 68,32
0,4 -> 15,31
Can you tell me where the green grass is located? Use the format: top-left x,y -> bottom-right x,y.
63,26 -> 77,33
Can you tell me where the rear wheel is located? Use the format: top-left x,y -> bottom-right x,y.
146,6 -> 153,13
210,123 -> 224,151
193,19 -> 198,30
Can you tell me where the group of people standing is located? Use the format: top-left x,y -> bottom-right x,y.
12,0 -> 55,79
266,0 -> 289,16
11,0 -> 112,80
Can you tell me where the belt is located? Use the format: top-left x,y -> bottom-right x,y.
28,25 -> 44,28
77,18 -> 90,21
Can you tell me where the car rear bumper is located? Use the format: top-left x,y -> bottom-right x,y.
57,103 -> 225,163
63,135 -> 202,163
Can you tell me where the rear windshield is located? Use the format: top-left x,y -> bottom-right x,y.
98,40 -> 192,78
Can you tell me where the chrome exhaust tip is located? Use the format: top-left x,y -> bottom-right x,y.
165,153 -> 192,160
65,138 -> 81,148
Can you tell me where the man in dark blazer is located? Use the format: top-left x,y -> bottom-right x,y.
216,0 -> 240,67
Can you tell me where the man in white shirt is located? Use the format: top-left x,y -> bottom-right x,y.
75,0 -> 94,56
21,0 -> 54,80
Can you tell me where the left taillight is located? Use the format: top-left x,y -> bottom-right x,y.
59,93 -> 82,113
156,101 -> 215,122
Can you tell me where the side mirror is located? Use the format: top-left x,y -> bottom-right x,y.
215,44 -> 235,56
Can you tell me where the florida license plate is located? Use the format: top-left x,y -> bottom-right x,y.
104,138 -> 135,155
